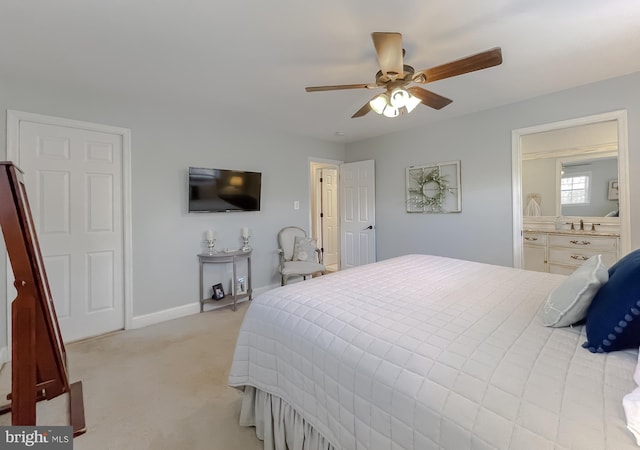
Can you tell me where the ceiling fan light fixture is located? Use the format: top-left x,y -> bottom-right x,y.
405,94 -> 422,113
382,105 -> 399,118
389,87 -> 410,108
369,93 -> 399,117
369,94 -> 388,114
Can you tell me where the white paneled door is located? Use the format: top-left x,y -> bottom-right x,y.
340,160 -> 376,269
13,117 -> 126,342
320,168 -> 338,267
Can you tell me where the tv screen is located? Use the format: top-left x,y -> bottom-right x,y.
188,167 -> 262,212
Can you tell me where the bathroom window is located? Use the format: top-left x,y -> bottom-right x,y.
561,172 -> 591,205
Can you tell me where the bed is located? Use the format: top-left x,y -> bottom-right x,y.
228,254 -> 639,449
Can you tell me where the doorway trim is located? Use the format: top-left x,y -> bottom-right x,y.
309,157 -> 343,271
511,110 -> 630,268
5,110 -> 133,349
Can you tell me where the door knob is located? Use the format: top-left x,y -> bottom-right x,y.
364,225 -> 373,230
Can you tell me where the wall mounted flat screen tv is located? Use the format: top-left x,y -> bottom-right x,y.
188,167 -> 262,212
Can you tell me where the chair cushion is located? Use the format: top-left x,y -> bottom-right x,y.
583,249 -> 640,353
292,236 -> 318,262
282,260 -> 325,276
540,254 -> 608,327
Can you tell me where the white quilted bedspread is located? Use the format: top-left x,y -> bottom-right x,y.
228,254 -> 638,449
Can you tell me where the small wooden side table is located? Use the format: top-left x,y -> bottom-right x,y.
198,249 -> 252,312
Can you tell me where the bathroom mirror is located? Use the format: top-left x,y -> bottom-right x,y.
512,110 -> 630,268
558,155 -> 618,217
521,119 -> 620,219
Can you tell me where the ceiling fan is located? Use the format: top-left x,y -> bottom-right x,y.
305,32 -> 503,118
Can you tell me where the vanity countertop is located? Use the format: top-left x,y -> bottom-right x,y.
523,228 -> 620,237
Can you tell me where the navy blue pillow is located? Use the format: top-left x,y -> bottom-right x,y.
583,249 -> 640,353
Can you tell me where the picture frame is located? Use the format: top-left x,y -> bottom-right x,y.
608,179 -> 619,201
236,276 -> 247,295
212,283 -> 225,300
406,160 -> 461,213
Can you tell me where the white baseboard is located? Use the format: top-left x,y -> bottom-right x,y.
130,285 -> 277,330
131,302 -> 200,329
0,346 -> 8,364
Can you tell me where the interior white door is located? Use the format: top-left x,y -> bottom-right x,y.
15,120 -> 125,342
320,168 -> 339,267
339,160 -> 376,269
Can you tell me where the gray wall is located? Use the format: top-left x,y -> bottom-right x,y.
345,72 -> 640,265
0,76 -> 346,348
522,158 -> 556,216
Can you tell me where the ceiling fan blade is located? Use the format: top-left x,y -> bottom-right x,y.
407,87 -> 452,110
351,101 -> 372,118
371,32 -> 404,77
305,83 -> 371,92
414,47 -> 502,84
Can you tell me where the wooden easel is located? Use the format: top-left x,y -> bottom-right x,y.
0,161 -> 85,436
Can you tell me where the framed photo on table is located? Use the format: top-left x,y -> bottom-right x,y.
212,283 -> 225,300
234,276 -> 247,295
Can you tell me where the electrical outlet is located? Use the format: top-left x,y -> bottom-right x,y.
294,201 -> 300,210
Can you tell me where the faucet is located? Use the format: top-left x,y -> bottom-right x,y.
579,219 -> 584,231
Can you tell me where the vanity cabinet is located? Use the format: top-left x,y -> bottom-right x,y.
523,232 -> 547,272
523,231 -> 619,274
547,234 -> 618,274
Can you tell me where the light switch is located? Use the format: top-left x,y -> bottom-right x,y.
293,201 -> 300,210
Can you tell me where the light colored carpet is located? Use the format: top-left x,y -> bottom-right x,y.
0,302 -> 263,450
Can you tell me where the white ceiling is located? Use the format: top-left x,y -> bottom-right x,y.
1,1 -> 639,143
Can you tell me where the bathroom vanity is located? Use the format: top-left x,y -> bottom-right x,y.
523,219 -> 619,274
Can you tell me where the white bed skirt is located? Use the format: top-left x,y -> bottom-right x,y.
240,386 -> 336,450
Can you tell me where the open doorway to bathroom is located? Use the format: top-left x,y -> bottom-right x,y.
310,159 -> 341,273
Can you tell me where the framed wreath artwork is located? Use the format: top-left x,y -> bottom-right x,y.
406,160 -> 461,213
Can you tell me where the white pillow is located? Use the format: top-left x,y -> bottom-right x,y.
541,254 -> 608,327
292,236 -> 318,262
